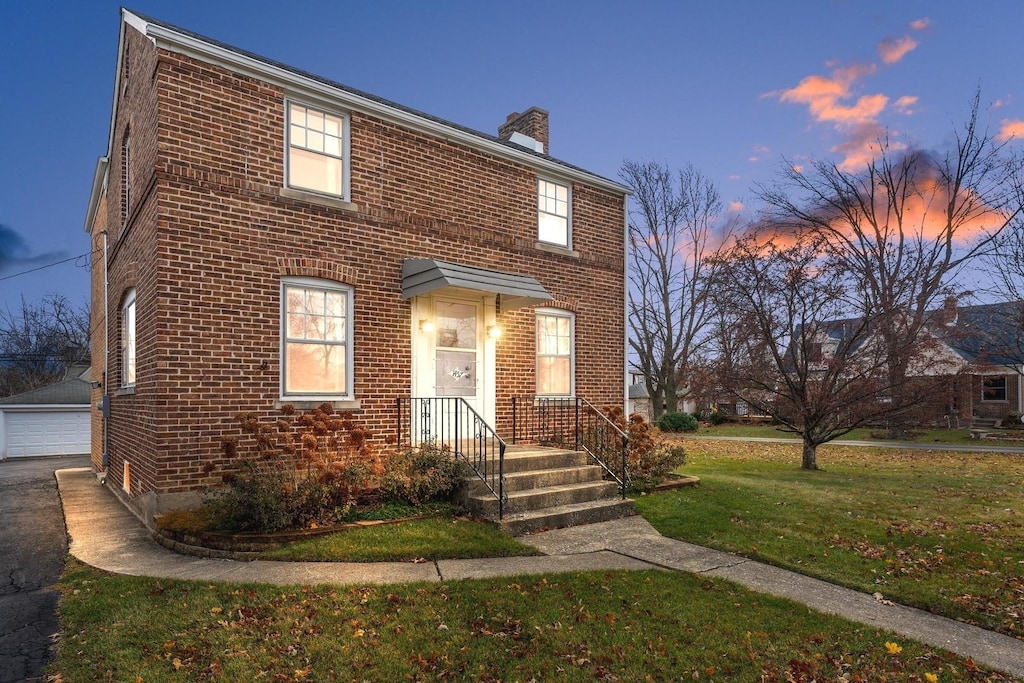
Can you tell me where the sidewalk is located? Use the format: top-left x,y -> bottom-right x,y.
57,466 -> 1024,679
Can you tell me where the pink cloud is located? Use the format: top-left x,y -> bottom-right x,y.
894,96 -> 918,114
728,201 -> 744,213
997,119 -> 1024,141
878,36 -> 918,64
909,17 -> 932,31
781,75 -> 887,125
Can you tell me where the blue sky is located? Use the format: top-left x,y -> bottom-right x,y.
1,1 -> 1022,314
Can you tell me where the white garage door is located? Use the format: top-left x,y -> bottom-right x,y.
4,410 -> 91,458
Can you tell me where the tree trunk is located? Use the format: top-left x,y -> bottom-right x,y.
801,440 -> 819,470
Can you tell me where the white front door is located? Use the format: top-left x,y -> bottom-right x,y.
411,294 -> 497,427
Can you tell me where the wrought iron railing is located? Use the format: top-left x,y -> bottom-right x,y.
511,396 -> 628,497
396,397 -> 507,518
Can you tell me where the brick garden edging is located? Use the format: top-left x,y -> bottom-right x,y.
153,514 -> 436,560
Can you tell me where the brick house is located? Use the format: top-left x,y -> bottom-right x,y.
84,10 -> 630,524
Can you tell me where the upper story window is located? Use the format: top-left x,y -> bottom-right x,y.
537,178 -> 571,247
536,309 -> 574,396
122,288 -> 136,387
287,102 -> 346,198
982,376 -> 1007,402
282,278 -> 353,399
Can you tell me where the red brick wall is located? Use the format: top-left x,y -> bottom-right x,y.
96,29 -> 625,497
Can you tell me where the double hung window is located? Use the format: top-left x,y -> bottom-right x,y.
282,279 -> 353,398
122,289 -> 136,387
535,309 -> 574,396
537,179 -> 570,247
287,103 -> 346,197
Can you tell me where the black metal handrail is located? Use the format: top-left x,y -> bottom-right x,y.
396,397 -> 507,518
511,396 -> 629,497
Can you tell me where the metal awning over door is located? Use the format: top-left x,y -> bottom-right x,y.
401,258 -> 552,311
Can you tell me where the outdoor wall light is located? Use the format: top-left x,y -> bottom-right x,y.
419,319 -> 436,333
487,325 -> 502,339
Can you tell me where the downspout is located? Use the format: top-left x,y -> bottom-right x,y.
102,229 -> 110,470
622,193 -> 629,414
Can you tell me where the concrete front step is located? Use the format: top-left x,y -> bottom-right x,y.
470,480 -> 621,517
466,464 -> 606,496
501,448 -> 593,473
499,498 -> 635,536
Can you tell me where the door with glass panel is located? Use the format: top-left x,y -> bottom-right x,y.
410,296 -> 493,448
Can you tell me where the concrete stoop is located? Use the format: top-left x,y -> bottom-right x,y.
464,445 -> 634,535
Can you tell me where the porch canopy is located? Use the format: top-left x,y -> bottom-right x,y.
401,258 -> 553,311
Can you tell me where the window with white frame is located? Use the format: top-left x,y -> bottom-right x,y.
537,178 -> 570,247
536,309 -> 574,396
122,289 -> 136,387
282,279 -> 353,398
981,376 -> 1007,402
287,102 -> 345,197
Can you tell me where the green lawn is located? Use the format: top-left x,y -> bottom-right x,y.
260,516 -> 541,562
53,558 -> 1013,682
637,438 -> 1024,639
692,424 -> 988,444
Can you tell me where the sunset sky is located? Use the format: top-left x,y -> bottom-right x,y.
1,1 -> 1022,314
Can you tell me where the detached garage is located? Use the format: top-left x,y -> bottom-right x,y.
0,367 -> 92,459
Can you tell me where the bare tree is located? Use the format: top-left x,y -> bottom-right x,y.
0,294 -> 90,397
981,189 -> 1024,375
715,231 -> 919,469
759,94 -> 1024,435
622,160 -> 734,419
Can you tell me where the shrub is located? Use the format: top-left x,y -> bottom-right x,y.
209,404 -> 384,532
627,441 -> 688,493
380,441 -> 468,506
603,409 -> 687,493
656,411 -> 699,432
708,410 -> 729,426
210,459 -> 295,532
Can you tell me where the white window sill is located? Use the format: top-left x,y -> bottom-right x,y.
279,187 -> 359,212
534,241 -> 579,258
115,386 -> 136,396
276,398 -> 362,412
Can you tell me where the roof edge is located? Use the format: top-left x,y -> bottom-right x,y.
123,9 -> 629,195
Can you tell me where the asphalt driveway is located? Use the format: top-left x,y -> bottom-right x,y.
0,454 -> 90,683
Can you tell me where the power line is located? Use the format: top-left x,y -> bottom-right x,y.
0,251 -> 97,282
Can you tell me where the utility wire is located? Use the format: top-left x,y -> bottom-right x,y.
0,251 -> 96,282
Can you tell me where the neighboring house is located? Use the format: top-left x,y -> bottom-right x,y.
627,373 -> 652,421
767,300 -> 1024,427
937,301 -> 1024,424
0,365 -> 92,459
84,10 -> 630,523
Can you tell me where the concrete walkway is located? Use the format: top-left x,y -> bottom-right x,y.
57,467 -> 1024,679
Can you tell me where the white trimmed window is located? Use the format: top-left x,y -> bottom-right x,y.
287,102 -> 346,197
536,309 -> 574,396
982,376 -> 1007,402
121,289 -> 136,387
537,178 -> 570,247
282,278 -> 353,399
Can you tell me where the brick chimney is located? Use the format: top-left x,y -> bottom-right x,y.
943,295 -> 958,326
498,107 -> 549,153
